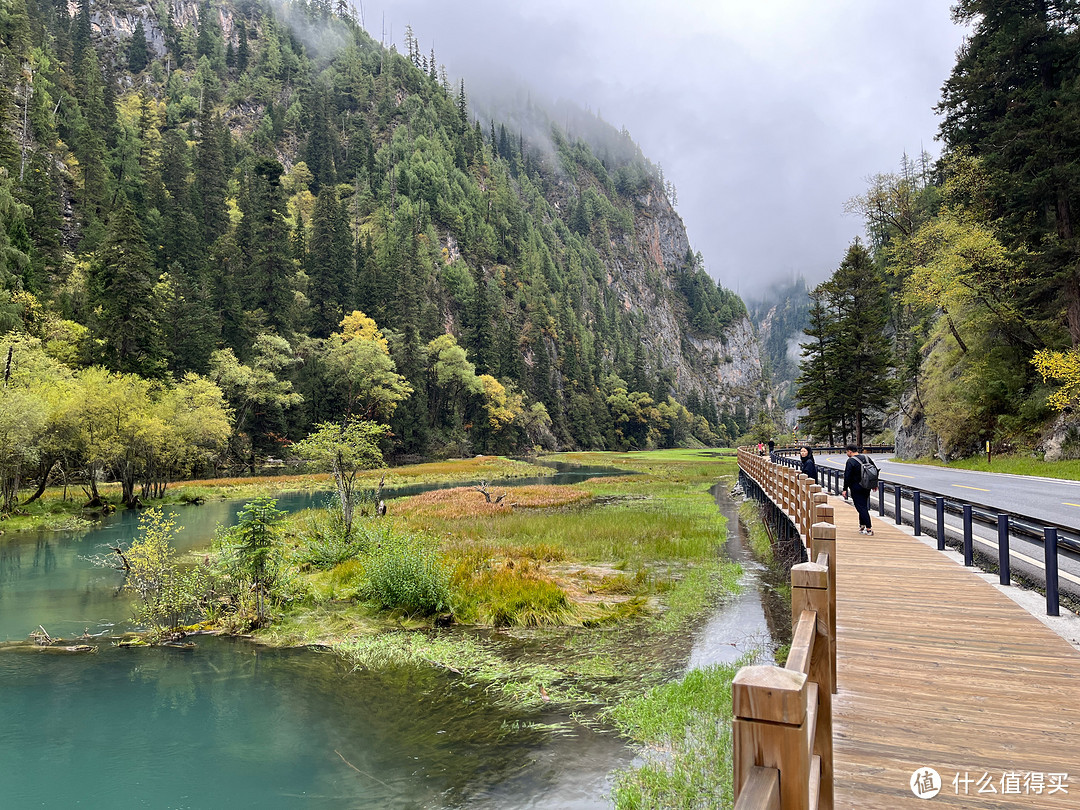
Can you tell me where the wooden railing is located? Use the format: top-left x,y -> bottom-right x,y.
734,448 -> 837,810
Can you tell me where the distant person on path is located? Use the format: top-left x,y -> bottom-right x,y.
757,442 -> 765,455
842,443 -> 874,535
767,439 -> 775,455
799,446 -> 818,482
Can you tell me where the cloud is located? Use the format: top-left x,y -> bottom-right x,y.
359,0 -> 966,296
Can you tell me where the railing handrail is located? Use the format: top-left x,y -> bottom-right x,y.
734,448 -> 835,810
801,455 -> 1080,537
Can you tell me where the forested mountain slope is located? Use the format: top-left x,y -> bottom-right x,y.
0,0 -> 762,469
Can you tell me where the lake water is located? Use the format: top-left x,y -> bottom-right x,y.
0,466 -> 778,808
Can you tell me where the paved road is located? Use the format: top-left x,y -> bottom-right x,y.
807,453 -> 1080,602
815,453 -> 1080,530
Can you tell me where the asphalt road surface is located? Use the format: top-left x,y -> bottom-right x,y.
809,453 -> 1080,604
816,453 -> 1080,531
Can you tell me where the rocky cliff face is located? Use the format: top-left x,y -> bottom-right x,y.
616,186 -> 763,412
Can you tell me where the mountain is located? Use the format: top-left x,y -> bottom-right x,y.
748,277 -> 811,423
0,0 -> 763,460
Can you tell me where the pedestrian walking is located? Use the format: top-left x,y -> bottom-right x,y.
842,443 -> 874,535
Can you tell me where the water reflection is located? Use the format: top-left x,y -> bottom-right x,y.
685,483 -> 790,669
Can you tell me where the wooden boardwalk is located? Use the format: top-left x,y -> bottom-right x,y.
828,494 -> 1080,809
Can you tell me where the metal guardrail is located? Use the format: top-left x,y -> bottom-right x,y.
772,451 -> 1069,616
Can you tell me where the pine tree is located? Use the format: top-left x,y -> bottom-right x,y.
796,287 -> 842,445
468,265 -> 494,374
245,158 -> 296,335
90,197 -> 165,376
308,185 -> 353,338
304,89 -> 336,193
236,22 -> 249,72
939,0 -> 1080,345
128,18 -> 150,72
194,112 -> 229,244
797,240 -> 892,447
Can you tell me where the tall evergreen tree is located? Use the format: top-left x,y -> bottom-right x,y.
90,197 -> 165,376
128,18 -> 149,72
938,0 -> 1080,345
797,240 -> 892,447
304,89 -> 336,193
308,186 -> 353,338
245,158 -> 296,335
194,111 -> 229,244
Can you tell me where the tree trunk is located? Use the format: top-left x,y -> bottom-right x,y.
22,458 -> 57,505
944,309 -> 969,354
1066,272 -> 1080,348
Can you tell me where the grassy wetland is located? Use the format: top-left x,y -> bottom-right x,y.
8,449 -> 755,807
0,455 -> 553,535
247,448 -> 750,807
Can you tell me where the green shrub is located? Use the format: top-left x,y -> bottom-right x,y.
298,501 -> 370,569
361,528 -> 451,615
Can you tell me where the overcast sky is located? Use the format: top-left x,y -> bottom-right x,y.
356,0 -> 968,298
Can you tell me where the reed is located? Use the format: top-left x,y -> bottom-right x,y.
607,662 -> 746,810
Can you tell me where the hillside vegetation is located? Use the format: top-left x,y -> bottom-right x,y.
0,0 -> 757,508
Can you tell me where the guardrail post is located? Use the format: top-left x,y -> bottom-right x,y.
877,481 -> 885,516
963,504 -> 974,566
912,491 -> 922,536
791,562 -> 834,810
1044,527 -> 1060,617
997,514 -> 1010,585
733,667 -> 812,810
935,497 -> 945,551
894,484 -> 902,525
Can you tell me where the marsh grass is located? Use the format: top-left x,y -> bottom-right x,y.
416,495 -> 726,566
738,500 -> 774,563
453,563 -> 575,626
393,485 -> 590,520
607,662 -> 747,810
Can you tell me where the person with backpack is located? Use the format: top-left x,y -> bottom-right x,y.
842,443 -> 877,535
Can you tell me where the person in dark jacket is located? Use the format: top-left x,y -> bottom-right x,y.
799,446 -> 817,482
842,443 -> 874,535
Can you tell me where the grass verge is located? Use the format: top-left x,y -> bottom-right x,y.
893,454 -> 1080,481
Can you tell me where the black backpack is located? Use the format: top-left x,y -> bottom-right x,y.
857,454 -> 879,490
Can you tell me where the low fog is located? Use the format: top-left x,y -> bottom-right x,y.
355,0 -> 966,298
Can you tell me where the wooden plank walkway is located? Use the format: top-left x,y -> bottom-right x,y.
828,494 -> 1080,809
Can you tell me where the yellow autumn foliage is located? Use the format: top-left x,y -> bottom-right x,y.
1033,349 -> 1080,411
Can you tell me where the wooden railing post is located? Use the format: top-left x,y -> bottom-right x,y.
733,666 -> 813,810
735,448 -> 835,810
811,501 -> 836,694
792,563 -> 834,810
